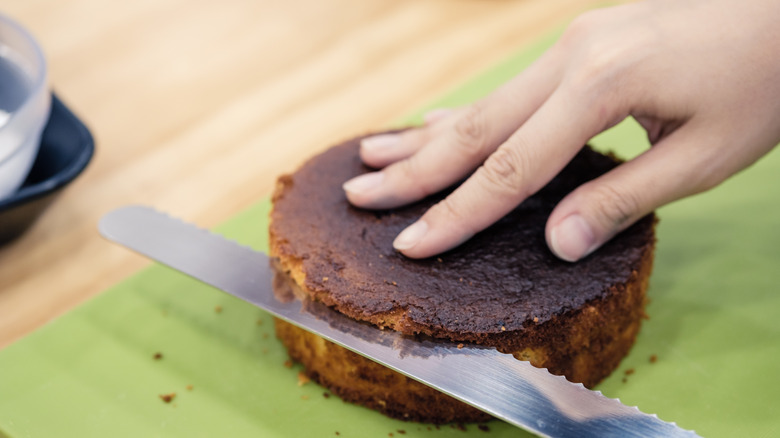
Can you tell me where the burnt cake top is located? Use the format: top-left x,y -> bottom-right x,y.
270,133 -> 655,337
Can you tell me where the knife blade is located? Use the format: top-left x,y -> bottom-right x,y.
99,205 -> 699,438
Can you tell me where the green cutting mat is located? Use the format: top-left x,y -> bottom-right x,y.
2,31 -> 779,438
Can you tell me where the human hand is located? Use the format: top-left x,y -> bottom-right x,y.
343,0 -> 780,262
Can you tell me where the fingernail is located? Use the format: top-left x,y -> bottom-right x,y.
393,221 -> 428,251
423,108 -> 453,125
550,214 -> 597,262
342,172 -> 384,195
361,134 -> 400,151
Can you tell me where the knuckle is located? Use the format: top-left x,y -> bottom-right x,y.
694,172 -> 723,193
562,17 -> 639,95
478,147 -> 528,196
565,10 -> 602,39
685,147 -> 733,194
562,41 -> 634,123
559,9 -> 608,50
586,183 -> 642,229
393,156 -> 423,187
429,195 -> 478,236
392,156 -> 436,198
394,155 -> 419,179
434,196 -> 467,222
569,44 -> 622,91
401,125 -> 431,146
452,103 -> 489,159
685,161 -> 727,195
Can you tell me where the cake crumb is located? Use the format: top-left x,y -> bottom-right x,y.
397,430 -> 406,434
500,326 -> 506,331
457,343 -> 464,349
159,393 -> 176,403
624,368 -> 635,376
452,423 -> 466,431
186,384 -> 193,391
427,426 -> 432,431
297,371 -> 311,386
459,277 -> 463,282
533,317 -> 539,323
214,305 -> 223,314
379,254 -> 384,258
478,424 -> 490,432
301,395 -> 309,400
388,434 -> 394,437
153,352 -> 163,360
256,319 -> 264,326
322,276 -> 329,282
284,360 -> 293,368
622,377 -> 628,383
437,257 -> 443,263
323,392 -> 331,398
335,432 -> 340,436
649,354 -> 658,363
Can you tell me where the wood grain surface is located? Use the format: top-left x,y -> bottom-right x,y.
0,0 -> 617,349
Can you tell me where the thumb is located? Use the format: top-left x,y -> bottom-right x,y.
546,126 -> 725,262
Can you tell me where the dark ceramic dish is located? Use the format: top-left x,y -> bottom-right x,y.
0,94 -> 94,245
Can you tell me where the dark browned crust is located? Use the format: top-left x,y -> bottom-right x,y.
268,131 -> 656,423
270,132 -> 655,342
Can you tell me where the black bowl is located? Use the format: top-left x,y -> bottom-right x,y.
0,94 -> 95,245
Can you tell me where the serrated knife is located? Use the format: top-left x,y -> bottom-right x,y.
99,205 -> 700,438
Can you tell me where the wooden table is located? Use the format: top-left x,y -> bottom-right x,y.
0,0 -> 613,349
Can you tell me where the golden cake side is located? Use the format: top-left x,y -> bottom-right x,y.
269,237 -> 653,423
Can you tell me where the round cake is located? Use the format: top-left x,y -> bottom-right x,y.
269,131 -> 656,424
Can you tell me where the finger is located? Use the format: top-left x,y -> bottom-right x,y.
359,130 -> 431,169
359,108 -> 458,169
393,85 -> 611,258
423,108 -> 455,126
545,121 -> 726,262
344,47 -> 565,209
